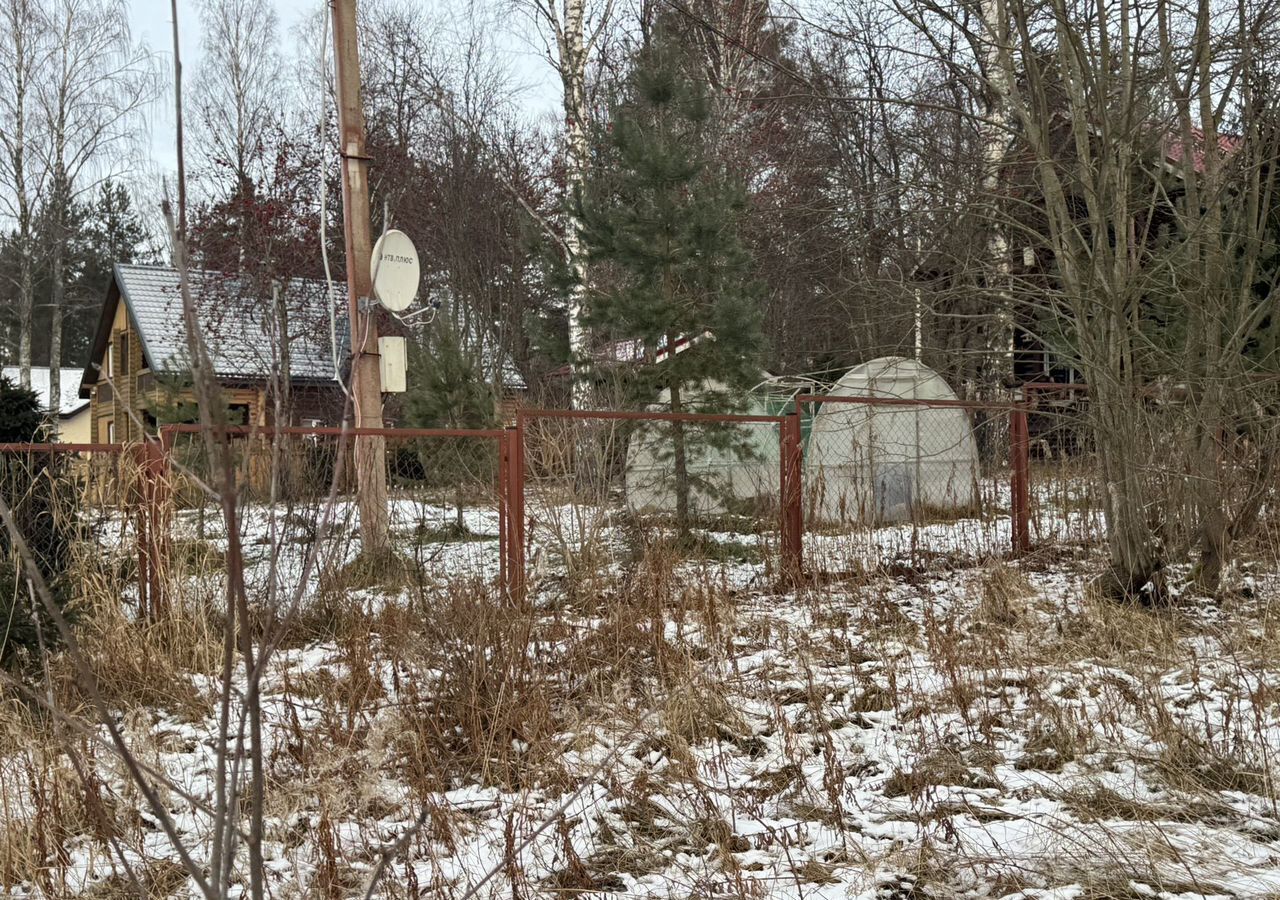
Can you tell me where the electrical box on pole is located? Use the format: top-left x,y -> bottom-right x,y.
379,336 -> 407,393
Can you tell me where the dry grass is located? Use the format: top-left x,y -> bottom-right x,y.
975,561 -> 1033,626
394,580 -> 561,790
1055,592 -> 1184,665
3,471 -> 1280,899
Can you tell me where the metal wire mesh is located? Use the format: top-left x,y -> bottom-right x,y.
159,428 -> 509,595
0,445 -> 135,651
1024,390 -> 1106,547
517,411 -> 789,587
798,398 -> 1022,570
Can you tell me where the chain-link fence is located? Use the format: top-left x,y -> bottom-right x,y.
1,393 -> 1103,620
514,409 -> 797,590
156,426 -> 514,604
0,442 -> 140,657
792,395 -> 1031,572
1023,385 -> 1105,547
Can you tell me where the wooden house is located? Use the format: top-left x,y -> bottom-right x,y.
79,264 -> 350,443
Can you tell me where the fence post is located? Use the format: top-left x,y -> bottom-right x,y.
509,416 -> 526,602
1010,403 -> 1031,555
133,444 -> 151,620
498,428 -> 511,594
135,438 -> 171,619
779,409 -> 804,584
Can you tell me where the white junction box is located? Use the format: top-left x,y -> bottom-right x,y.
378,335 -> 407,393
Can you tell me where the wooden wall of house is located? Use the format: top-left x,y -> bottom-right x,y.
89,301 -> 145,443
87,300 -> 272,446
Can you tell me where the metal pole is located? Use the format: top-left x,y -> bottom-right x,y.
132,445 -> 151,619
331,0 -> 389,556
780,410 -> 804,584
511,417 -> 526,602
1010,404 -> 1031,554
497,431 -> 509,592
149,438 -> 171,617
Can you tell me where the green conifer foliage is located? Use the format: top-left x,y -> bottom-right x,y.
403,317 -> 498,533
0,377 -> 75,667
576,33 -> 764,531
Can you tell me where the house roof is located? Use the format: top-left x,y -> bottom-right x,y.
547,332 -> 710,378
81,264 -> 350,396
1164,128 -> 1243,174
1,366 -> 89,417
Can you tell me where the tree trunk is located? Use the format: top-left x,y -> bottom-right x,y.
17,246 -> 33,390
50,199 -> 65,431
560,0 -> 590,410
976,0 -> 1014,392
1091,387 -> 1164,601
1194,424 -> 1276,595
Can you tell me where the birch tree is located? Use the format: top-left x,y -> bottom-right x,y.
981,0 -> 1280,597
521,0 -> 614,407
0,0 -> 48,388
36,0 -> 154,417
191,0 -> 285,204
974,0 -> 1015,389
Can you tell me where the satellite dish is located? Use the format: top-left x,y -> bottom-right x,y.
370,229 -> 420,312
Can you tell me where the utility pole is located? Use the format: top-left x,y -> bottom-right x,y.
331,0 -> 390,556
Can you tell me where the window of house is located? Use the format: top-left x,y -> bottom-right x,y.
120,333 -> 130,376
106,339 -> 114,377
102,419 -> 115,443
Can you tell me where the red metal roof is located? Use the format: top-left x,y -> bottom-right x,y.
1163,127 -> 1243,174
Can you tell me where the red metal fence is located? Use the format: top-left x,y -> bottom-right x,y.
0,441 -> 163,615
155,424 -> 519,601
511,407 -> 803,589
1,398 -> 1052,605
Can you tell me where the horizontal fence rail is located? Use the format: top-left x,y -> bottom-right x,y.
0,443 -> 126,453
514,408 -> 803,589
3,392 -> 1089,615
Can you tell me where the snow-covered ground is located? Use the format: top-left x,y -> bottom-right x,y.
2,490 -> 1278,899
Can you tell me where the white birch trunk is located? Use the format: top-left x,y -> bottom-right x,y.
559,0 -> 591,409
977,0 -> 1014,388
2,0 -> 40,390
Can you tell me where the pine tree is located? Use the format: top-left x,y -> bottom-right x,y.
576,33 -> 764,531
403,315 -> 498,533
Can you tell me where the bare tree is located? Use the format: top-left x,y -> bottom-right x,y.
36,0 -> 154,421
520,0 -> 615,407
191,0 -> 285,205
973,0 -> 1016,387
0,0 -> 48,388
976,0 -> 1280,595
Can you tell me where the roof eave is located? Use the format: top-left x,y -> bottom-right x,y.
79,275 -> 121,397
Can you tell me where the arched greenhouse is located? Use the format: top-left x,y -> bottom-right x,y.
624,375 -> 820,518
806,356 -> 979,524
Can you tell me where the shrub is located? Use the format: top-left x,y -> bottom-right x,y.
0,377 -> 76,667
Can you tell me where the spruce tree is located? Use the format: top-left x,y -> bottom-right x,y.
0,377 -> 74,667
576,32 -> 764,532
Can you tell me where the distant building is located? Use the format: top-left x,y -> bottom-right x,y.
1,366 -> 92,443
79,264 -> 350,443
